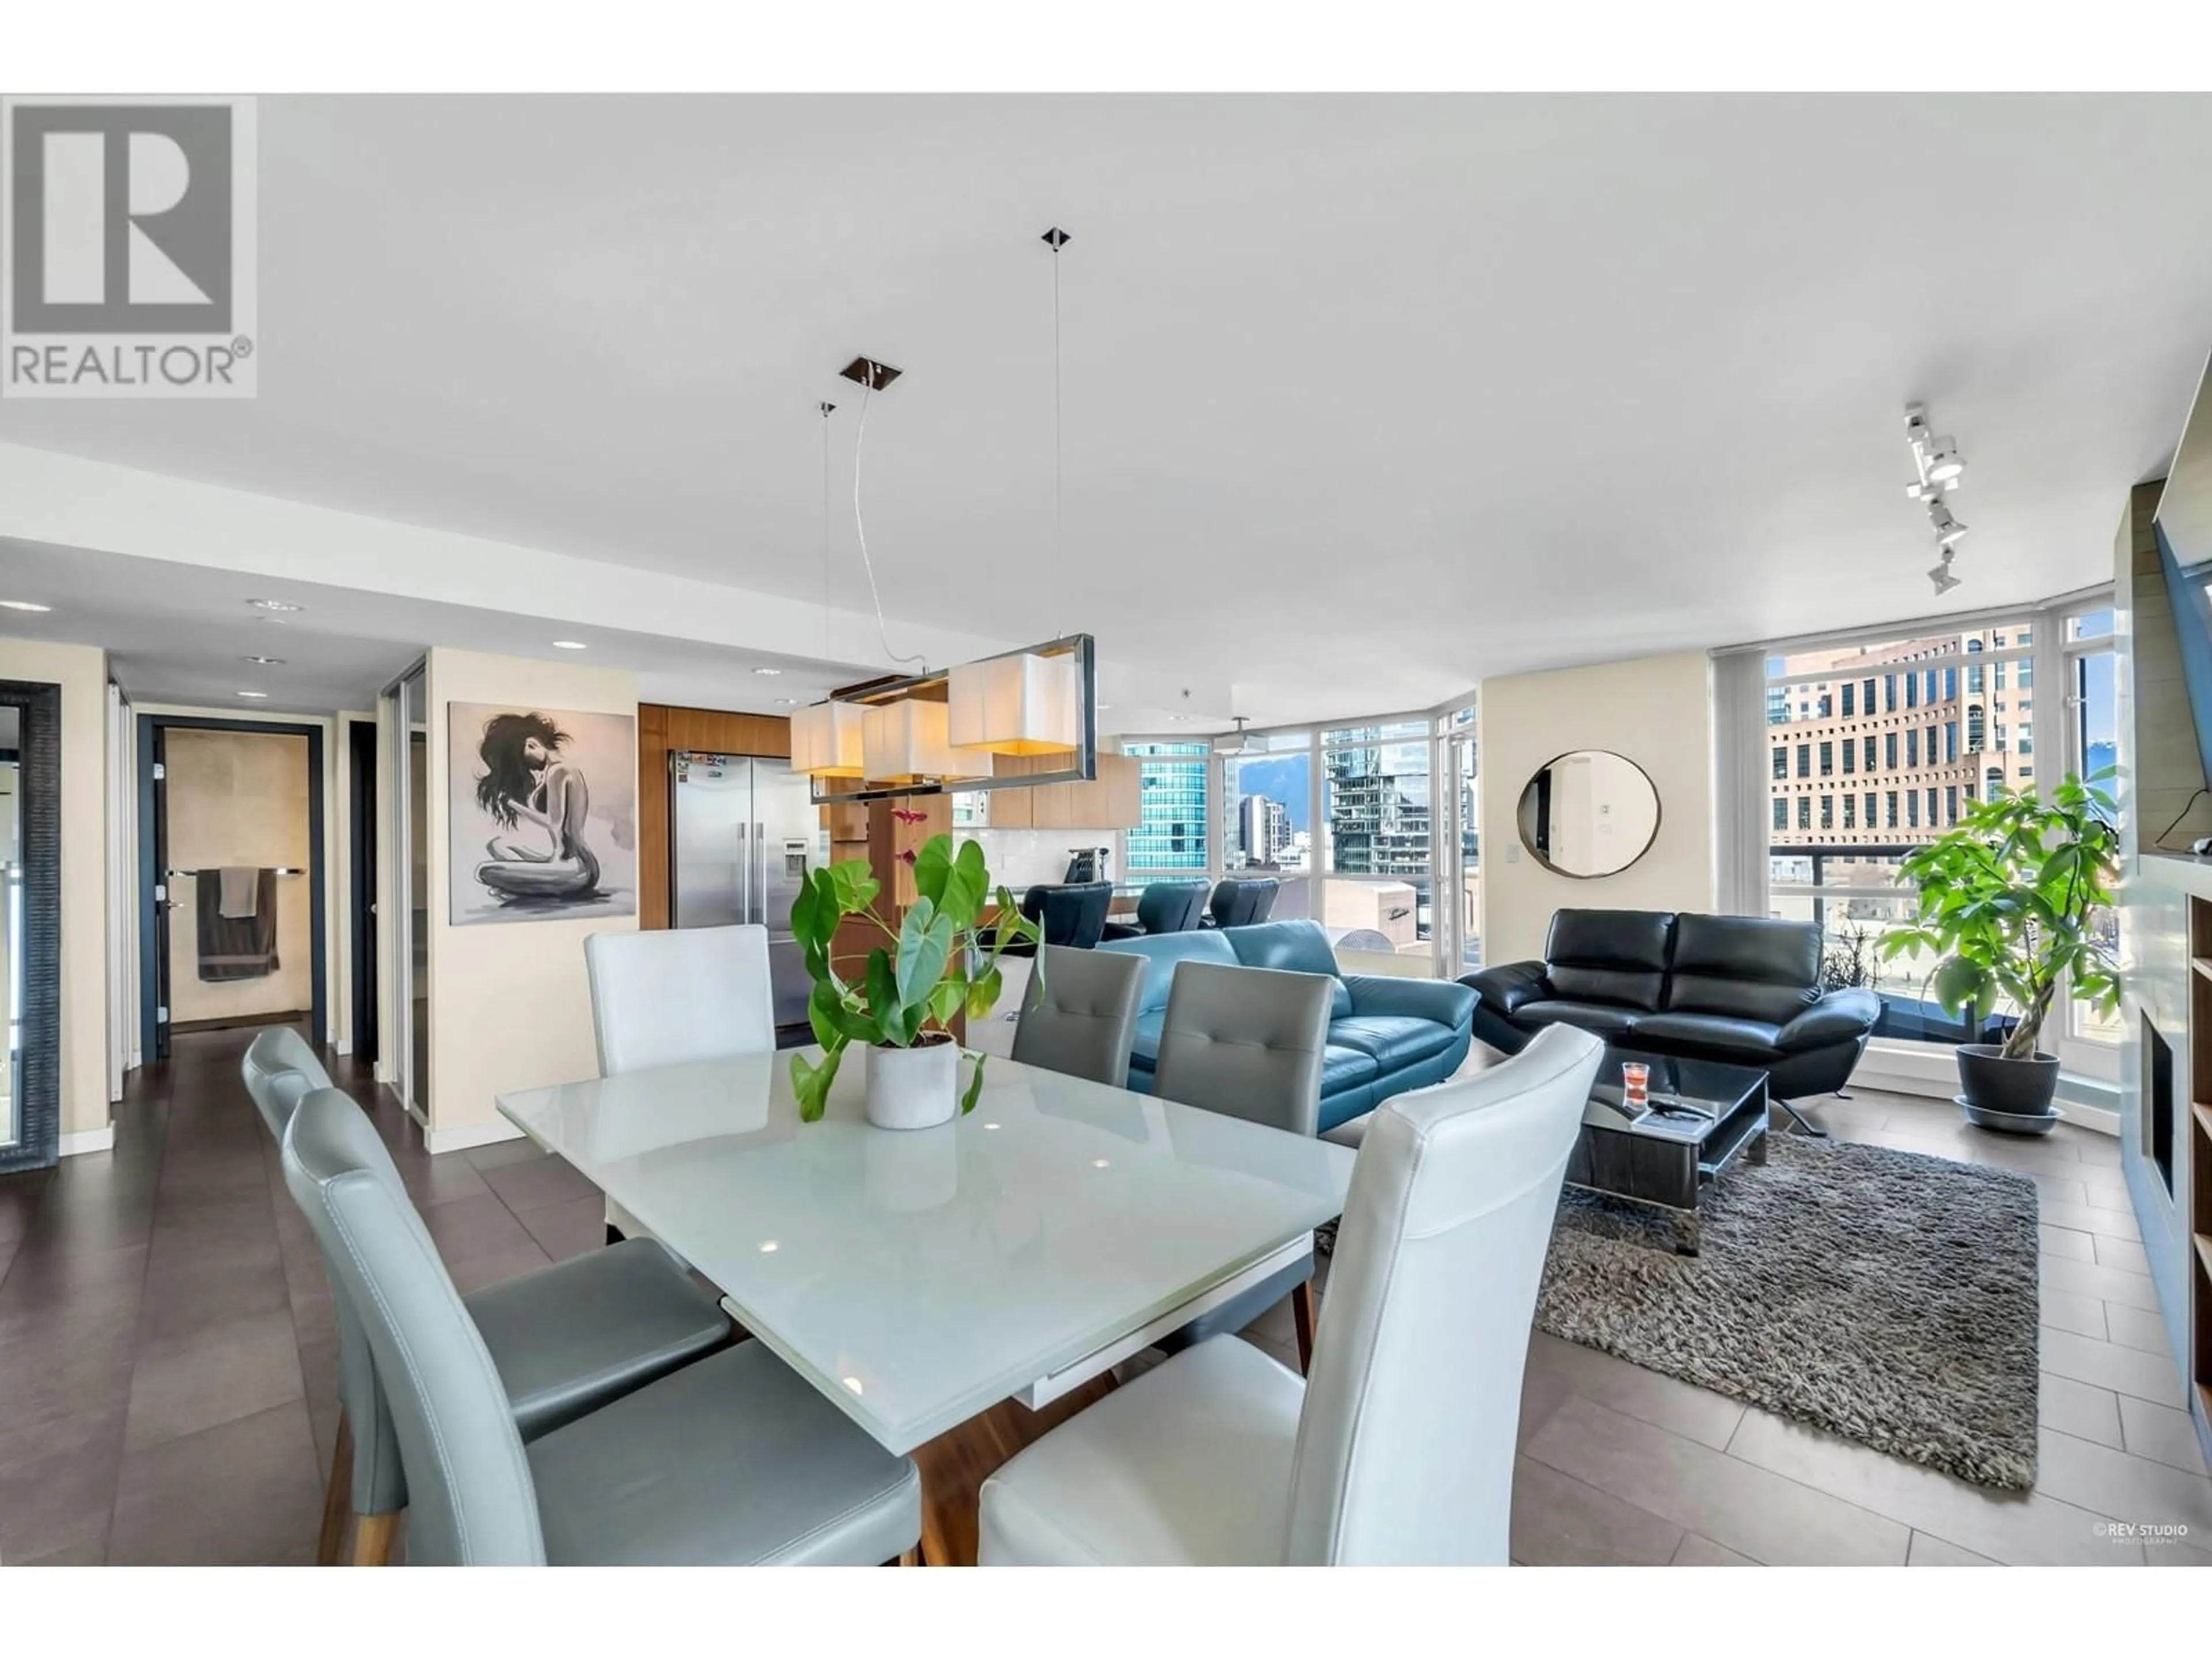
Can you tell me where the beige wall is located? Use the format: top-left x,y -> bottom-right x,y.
1478,650 -> 1716,965
163,728 -> 312,1024
0,637 -> 110,1139
424,647 -> 638,1150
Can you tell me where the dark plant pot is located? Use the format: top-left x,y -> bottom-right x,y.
1955,1043 -> 2060,1126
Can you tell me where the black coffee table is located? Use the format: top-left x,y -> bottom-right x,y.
1565,1047 -> 1770,1255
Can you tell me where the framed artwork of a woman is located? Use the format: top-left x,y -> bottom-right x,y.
448,703 -> 637,925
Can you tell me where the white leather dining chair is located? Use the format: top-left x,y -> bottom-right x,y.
976,1022 -> 1604,1566
584,923 -> 775,1245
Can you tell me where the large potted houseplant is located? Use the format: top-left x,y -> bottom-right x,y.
786,832 -> 1043,1130
1881,771 -> 2120,1133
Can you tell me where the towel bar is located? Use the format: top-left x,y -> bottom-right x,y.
166,867 -> 305,877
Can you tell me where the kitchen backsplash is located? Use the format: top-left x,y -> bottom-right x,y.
960,828 -> 1127,889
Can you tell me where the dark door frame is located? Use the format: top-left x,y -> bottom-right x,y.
347,715 -> 378,1069
0,680 -> 61,1173
137,714 -> 327,1061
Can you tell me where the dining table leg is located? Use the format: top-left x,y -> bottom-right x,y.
908,1372 -> 1119,1565
317,1410 -> 354,1566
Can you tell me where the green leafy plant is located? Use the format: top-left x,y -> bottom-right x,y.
1879,771 -> 2120,1059
785,833 -> 1044,1122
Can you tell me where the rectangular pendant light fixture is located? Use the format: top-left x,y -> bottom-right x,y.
806,633 -> 1095,804
861,698 -> 963,783
790,700 -> 865,777
948,651 -> 1082,755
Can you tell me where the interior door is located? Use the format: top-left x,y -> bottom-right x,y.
350,718 -> 379,1067
149,724 -> 174,1060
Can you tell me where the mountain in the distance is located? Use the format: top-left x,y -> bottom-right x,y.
1232,756 -> 1311,831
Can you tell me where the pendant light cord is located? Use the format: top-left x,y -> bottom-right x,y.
819,401 -> 834,661
1052,239 -> 1063,604
851,377 -> 926,670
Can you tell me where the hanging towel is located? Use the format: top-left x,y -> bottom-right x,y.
198,868 -> 279,982
218,865 -> 260,919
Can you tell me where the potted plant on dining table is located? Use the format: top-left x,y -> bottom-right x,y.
1880,770 -> 2120,1134
786,832 -> 1044,1130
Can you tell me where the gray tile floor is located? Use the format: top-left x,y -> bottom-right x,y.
1,1028 -> 2207,1566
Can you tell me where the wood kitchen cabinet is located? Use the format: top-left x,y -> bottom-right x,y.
971,752 -> 1138,830
821,800 -> 872,847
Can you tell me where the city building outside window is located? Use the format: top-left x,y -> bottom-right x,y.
1122,741 -> 1211,875
1772,747 -> 1786,779
1764,618 -> 2051,1052
1819,740 -> 1834,775
1321,720 -> 1434,956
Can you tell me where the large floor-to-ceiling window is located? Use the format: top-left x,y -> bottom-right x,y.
1117,700 -> 1477,973
1755,593 -> 2113,1070
1321,720 -> 1434,955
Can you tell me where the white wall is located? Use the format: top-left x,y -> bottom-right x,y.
423,647 -> 638,1151
0,636 -> 111,1143
1478,650 -> 1716,965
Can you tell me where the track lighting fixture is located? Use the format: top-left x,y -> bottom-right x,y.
1903,403 -> 1967,499
1904,400 -> 1972,591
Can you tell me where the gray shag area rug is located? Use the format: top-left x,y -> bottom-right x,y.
1539,1133 -> 2041,1490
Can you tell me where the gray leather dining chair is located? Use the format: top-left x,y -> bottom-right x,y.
1149,960 -> 1335,1369
241,1029 -> 730,1565
976,1023 -> 1604,1566
280,1084 -> 923,1566
1010,945 -> 1145,1088
585,923 -> 774,1246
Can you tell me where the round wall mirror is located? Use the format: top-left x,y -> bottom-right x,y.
1516,750 -> 1661,878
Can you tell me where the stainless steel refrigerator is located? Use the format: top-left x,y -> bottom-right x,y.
669,752 -> 826,1029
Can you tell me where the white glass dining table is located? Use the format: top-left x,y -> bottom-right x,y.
495,1048 -> 1354,1456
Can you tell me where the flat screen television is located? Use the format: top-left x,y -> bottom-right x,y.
2154,353 -> 2212,800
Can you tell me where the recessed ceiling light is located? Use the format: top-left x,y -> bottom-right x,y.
1166,714 -> 1191,722
552,640 -> 588,650
774,697 -> 798,706
248,599 -> 304,612
0,599 -> 52,612
752,666 -> 783,676
242,654 -> 285,665
236,690 -> 270,700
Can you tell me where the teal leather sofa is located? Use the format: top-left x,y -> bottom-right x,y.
1096,919 -> 1476,1134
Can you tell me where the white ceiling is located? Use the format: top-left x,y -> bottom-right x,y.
0,537 -> 877,715
3,94 -> 2211,725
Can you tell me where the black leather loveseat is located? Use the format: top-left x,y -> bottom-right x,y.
1461,909 -> 1880,1101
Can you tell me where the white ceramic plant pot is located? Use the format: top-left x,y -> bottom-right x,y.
865,1037 -> 959,1131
